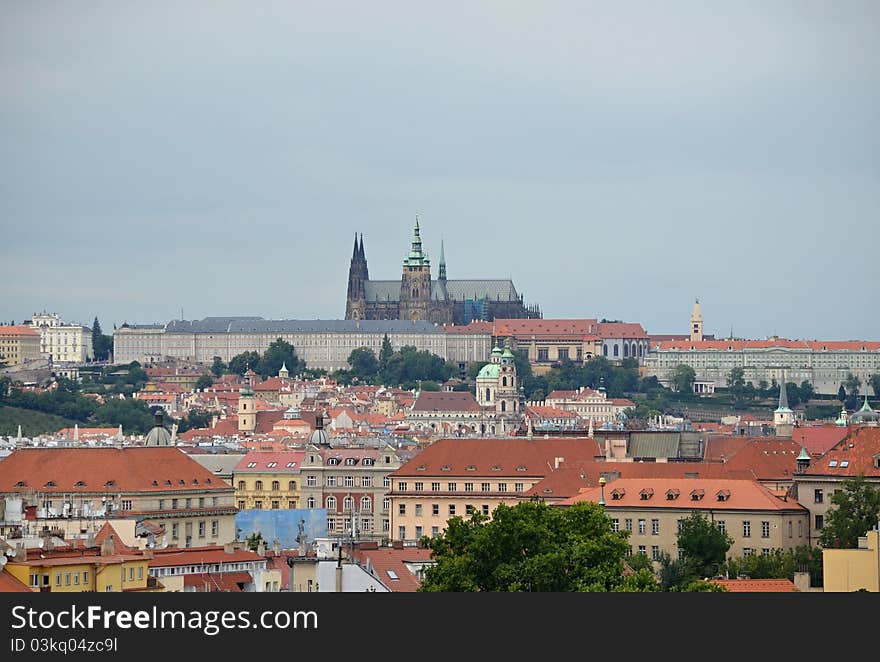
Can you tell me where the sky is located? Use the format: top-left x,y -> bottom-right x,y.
2,1 -> 878,340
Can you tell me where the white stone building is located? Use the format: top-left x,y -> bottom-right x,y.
29,312 -> 93,363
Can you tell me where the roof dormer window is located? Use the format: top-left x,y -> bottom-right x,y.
716,489 -> 731,502
690,489 -> 705,501
639,488 -> 654,500
666,489 -> 680,500
611,488 -> 626,500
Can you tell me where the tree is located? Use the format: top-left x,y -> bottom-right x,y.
844,373 -> 862,409
245,532 -> 266,551
799,380 -> 815,405
676,512 -> 733,580
869,374 -> 880,398
419,500 -> 632,592
727,367 -> 746,391
671,364 -> 696,395
348,347 -> 379,382
228,351 -> 262,376
194,375 -> 214,391
260,338 -> 303,379
838,384 -> 847,404
785,382 -> 801,408
819,476 -> 880,549
210,356 -> 225,378
378,334 -> 394,377
92,397 -> 156,434
91,317 -> 113,361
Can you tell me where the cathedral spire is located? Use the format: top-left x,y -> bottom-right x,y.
352,233 -> 359,260
404,215 -> 429,267
777,371 -> 790,412
439,238 -> 447,281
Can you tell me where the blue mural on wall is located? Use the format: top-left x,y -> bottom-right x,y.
235,509 -> 327,549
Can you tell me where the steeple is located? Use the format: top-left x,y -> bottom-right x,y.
776,373 -> 791,413
690,298 -> 704,342
438,238 -> 447,281
351,233 -> 359,260
403,215 -> 430,267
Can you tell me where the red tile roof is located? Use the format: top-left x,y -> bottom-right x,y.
710,578 -> 798,592
793,426 -> 851,456
233,450 -> 306,473
0,325 -> 38,336
0,569 -> 35,592
558,478 -> 807,512
410,391 -> 482,413
182,571 -> 252,592
705,438 -> 803,480
392,438 -> 603,478
0,447 -> 231,493
94,522 -> 137,554
148,546 -> 264,567
492,319 -> 599,338
596,322 -> 648,339
441,321 -> 495,334
803,427 -> 880,477
351,547 -> 434,592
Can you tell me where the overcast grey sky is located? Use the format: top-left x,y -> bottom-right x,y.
2,1 -> 878,340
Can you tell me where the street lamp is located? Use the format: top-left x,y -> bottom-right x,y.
598,476 -> 606,507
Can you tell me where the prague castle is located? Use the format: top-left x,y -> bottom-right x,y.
345,219 -> 540,325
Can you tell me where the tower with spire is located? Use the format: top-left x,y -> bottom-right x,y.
398,216 -> 434,323
774,371 -> 795,437
345,233 -> 369,320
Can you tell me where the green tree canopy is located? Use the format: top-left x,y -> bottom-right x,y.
868,373 -> 880,398
194,375 -> 214,391
676,511 -> 733,579
378,334 -> 394,375
671,364 -> 697,394
419,500 -> 631,592
228,351 -> 262,376
210,356 -> 225,378
348,347 -> 379,382
819,476 -> 880,549
260,338 -> 304,379
91,317 -> 113,361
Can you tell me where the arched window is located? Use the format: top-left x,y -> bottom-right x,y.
501,400 -> 507,412
613,345 -> 619,357
254,480 -> 263,491
485,388 -> 491,401
271,480 -> 280,492
603,345 -> 608,357
326,496 -> 337,510
237,481 -> 245,491
343,496 -> 353,511
638,344 -> 643,357
502,376 -> 507,386
624,344 -> 629,357
360,496 -> 371,512
631,343 -> 637,357
288,481 -> 296,491
306,496 -> 316,508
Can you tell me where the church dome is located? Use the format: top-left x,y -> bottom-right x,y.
308,410 -> 329,446
477,363 -> 500,380
850,395 -> 879,424
490,345 -> 503,357
144,411 -> 172,447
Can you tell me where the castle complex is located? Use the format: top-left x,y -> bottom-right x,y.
345,219 -> 540,325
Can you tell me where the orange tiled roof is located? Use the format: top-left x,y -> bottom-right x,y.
803,427 -> 880,477
558,477 -> 807,512
233,450 -> 306,472
182,571 -> 252,592
0,447 -> 231,493
0,325 -> 38,336
351,546 -> 433,593
0,569 -> 35,592
710,578 -> 798,592
492,319 -> 599,338
411,391 -> 482,413
149,546 -> 263,567
705,437 -> 803,480
596,322 -> 648,338
392,438 -> 603,478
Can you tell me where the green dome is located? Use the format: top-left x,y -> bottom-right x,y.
502,348 -> 514,358
477,363 -> 500,380
490,345 -> 503,356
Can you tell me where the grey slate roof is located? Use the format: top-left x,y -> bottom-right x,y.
163,318 -> 443,334
628,432 -> 681,459
364,279 -> 519,303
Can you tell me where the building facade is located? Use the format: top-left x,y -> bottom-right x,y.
344,221 -> 541,325
29,312 -> 93,363
0,325 -> 41,366
233,451 -> 306,510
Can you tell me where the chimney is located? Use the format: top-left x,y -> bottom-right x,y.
554,456 -> 565,469
101,534 -> 115,557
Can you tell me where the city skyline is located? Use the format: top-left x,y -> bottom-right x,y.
2,3 -> 878,340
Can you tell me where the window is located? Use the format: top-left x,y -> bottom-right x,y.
172,523 -> 179,539
432,504 -> 439,516
360,497 -> 371,512
638,519 -> 646,535
271,500 -> 280,509
743,548 -> 753,557
743,521 -> 751,537
382,519 -> 389,532
271,481 -> 280,492
326,476 -> 337,487
212,520 -> 219,537
198,497 -> 205,508
447,483 -> 457,492
716,521 -> 726,535
415,504 -> 423,516
172,498 -> 178,509
361,476 -> 372,488
238,500 -> 245,510
254,501 -> 262,510
327,496 -> 337,510
432,526 -> 439,538
651,546 -> 660,561
198,521 -> 206,537
651,519 -> 660,535
637,545 -> 646,555
788,521 -> 793,538
558,348 -> 569,361
498,483 -> 507,493
344,476 -> 354,488
55,574 -> 61,586
383,477 -> 391,488
158,499 -> 165,510
382,498 -> 390,511
398,526 -> 406,540
481,483 -> 491,492
625,519 -> 633,532
328,519 -> 336,531
538,348 -> 549,362
448,504 -> 456,516
307,496 -> 316,508
398,504 -> 406,515
431,482 -> 440,491
482,505 -> 490,516
121,499 -> 132,511
815,515 -> 823,530
762,548 -> 771,556
343,496 -> 353,511
415,526 -> 423,539
465,482 -> 474,492
65,573 -> 71,586
307,475 -> 317,487
398,482 -> 408,491
611,518 -> 619,532
761,521 -> 770,538
83,571 -> 89,585
254,481 -> 263,492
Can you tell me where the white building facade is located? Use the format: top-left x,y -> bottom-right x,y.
29,312 -> 93,363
